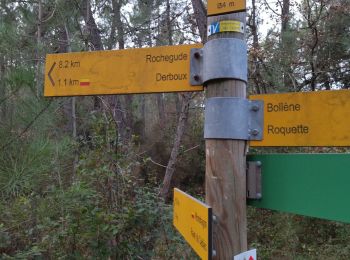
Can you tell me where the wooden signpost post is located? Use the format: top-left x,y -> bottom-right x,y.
205,0 -> 249,258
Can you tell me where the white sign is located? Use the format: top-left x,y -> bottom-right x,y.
233,249 -> 257,260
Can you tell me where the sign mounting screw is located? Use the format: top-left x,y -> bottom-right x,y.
194,51 -> 201,59
251,105 -> 260,112
193,75 -> 200,82
251,129 -> 260,136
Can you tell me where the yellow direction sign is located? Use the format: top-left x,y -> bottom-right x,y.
250,90 -> 350,147
173,188 -> 212,260
207,0 -> 246,16
44,44 -> 203,97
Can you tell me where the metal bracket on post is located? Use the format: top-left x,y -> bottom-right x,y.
204,97 -> 263,140
247,161 -> 262,199
190,38 -> 247,85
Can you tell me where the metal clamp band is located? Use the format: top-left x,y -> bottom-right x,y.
190,38 -> 247,85
204,97 -> 263,140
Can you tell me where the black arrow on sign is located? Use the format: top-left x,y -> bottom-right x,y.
48,62 -> 56,86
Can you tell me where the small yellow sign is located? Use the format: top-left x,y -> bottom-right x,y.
207,0 -> 246,16
208,20 -> 244,36
220,20 -> 243,32
173,188 -> 212,260
44,44 -> 203,97
250,90 -> 350,147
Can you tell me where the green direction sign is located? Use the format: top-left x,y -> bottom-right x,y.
248,154 -> 350,223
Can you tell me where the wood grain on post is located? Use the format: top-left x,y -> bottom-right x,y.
205,12 -> 248,259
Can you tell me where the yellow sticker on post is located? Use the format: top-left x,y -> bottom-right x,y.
208,20 -> 245,36
173,188 -> 212,260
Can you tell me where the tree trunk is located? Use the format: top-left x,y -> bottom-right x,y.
36,0 -> 42,98
0,56 -> 6,121
166,0 -> 173,45
191,0 -> 207,41
306,0 -> 320,92
71,96 -> 78,181
113,0 -> 125,50
160,0 -> 207,199
281,0 -> 293,89
160,93 -> 192,198
59,23 -> 78,182
249,0 -> 265,94
281,0 -> 290,32
80,0 -> 103,109
108,0 -> 134,145
157,94 -> 165,128
81,0 -> 103,50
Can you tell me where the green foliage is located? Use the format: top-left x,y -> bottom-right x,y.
248,207 -> 350,259
0,108 -> 194,258
4,67 -> 36,93
0,139 -> 52,198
